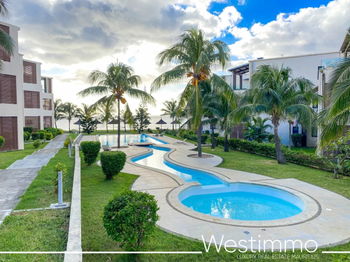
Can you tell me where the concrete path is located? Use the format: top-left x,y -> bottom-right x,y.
0,134 -> 67,224
107,135 -> 350,251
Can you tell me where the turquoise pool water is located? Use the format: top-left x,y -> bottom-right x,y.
129,136 -> 304,221
99,134 -> 167,147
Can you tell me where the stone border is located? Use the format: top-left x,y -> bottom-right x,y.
64,144 -> 82,262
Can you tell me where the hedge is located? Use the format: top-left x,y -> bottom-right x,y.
80,141 -> 101,165
216,137 -> 333,173
100,151 -> 126,180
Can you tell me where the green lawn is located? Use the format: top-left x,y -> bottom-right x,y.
203,147 -> 350,199
0,146 -> 74,262
81,159 -> 350,262
0,142 -> 47,169
16,147 -> 75,209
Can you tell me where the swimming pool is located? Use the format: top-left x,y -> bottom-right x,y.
130,137 -> 304,221
99,134 -> 167,147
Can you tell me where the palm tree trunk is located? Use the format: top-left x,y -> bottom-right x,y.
68,119 -> 71,133
224,132 -> 229,152
117,99 -> 121,148
273,122 -> 286,164
288,122 -> 292,149
197,123 -> 202,157
106,122 -> 108,133
54,120 -> 57,129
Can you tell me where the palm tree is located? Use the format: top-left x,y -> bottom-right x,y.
53,99 -> 65,128
78,62 -> 154,148
152,29 -> 230,157
76,104 -> 98,134
244,117 -> 272,143
0,0 -> 13,70
319,57 -> 350,147
62,102 -> 77,132
97,97 -> 115,133
243,65 -> 317,163
161,100 -> 178,130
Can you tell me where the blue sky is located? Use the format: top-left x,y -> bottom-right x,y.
210,0 -> 333,44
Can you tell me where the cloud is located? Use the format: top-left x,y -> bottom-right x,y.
229,0 -> 350,60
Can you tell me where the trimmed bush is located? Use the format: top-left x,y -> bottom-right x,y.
33,139 -> 42,148
64,137 -> 71,148
80,141 -> 101,165
45,132 -> 53,140
23,127 -> 33,134
23,131 -> 31,141
100,151 -> 126,180
31,132 -> 40,140
103,191 -> 159,250
0,136 -> 5,148
37,130 -> 46,140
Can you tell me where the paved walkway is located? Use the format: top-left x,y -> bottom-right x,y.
0,134 -> 67,224
111,135 -> 350,250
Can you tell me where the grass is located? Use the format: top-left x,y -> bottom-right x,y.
0,142 -> 47,169
16,147 -> 75,209
203,147 -> 350,199
0,139 -> 74,262
81,159 -> 350,261
0,209 -> 68,262
290,147 -> 316,154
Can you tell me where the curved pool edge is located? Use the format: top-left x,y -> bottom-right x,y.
127,143 -> 321,227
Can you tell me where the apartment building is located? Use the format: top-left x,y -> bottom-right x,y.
0,22 -> 54,151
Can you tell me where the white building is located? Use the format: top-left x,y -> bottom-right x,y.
227,51 -> 343,147
0,22 -> 54,151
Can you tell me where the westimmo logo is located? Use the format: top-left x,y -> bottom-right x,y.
202,235 -> 318,253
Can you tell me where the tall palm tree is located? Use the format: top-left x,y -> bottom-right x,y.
319,57 -> 350,147
97,97 -> 115,133
0,0 -> 13,70
53,99 -> 65,129
152,29 -> 230,157
62,102 -> 77,132
78,62 -> 154,148
161,100 -> 178,130
242,65 -> 317,163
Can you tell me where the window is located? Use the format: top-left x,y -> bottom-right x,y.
311,126 -> 318,137
24,91 -> 40,108
0,117 -> 18,151
41,78 -> 52,93
23,61 -> 37,84
25,116 -> 40,131
292,126 -> 299,134
0,73 -> 16,104
44,116 -> 52,128
41,78 -> 47,93
43,98 -> 52,110
0,24 -> 10,62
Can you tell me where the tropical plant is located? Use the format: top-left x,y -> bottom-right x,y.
134,104 -> 151,133
122,104 -> 134,132
244,117 -> 272,143
97,97 -> 115,133
62,102 -> 77,132
53,99 -> 65,129
77,104 -> 98,134
78,62 -> 154,148
103,191 -> 159,250
241,65 -> 317,163
319,56 -> 350,147
0,135 -> 4,148
0,0 -> 13,70
152,29 -> 230,157
161,100 -> 178,130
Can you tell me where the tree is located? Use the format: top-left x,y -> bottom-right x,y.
152,29 -> 230,157
0,0 -> 13,70
244,65 -> 317,164
78,62 -> 154,148
53,99 -> 65,129
98,97 -> 115,133
122,104 -> 133,132
76,104 -> 98,134
62,102 -> 77,132
161,100 -> 178,130
244,117 -> 272,143
324,132 -> 350,179
319,55 -> 350,147
134,105 -> 150,133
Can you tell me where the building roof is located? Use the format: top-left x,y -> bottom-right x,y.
249,51 -> 339,63
228,63 -> 249,74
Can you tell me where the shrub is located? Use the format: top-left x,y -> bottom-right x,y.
31,132 -> 40,140
103,191 -> 159,250
37,130 -> 46,139
33,139 -> 41,148
64,137 -> 72,148
201,134 -> 208,144
80,141 -> 101,165
23,131 -> 31,141
23,127 -> 33,134
0,136 -> 5,148
100,151 -> 126,180
291,134 -> 303,147
45,132 -> 53,140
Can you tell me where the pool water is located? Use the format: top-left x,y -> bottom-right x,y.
129,135 -> 304,221
99,134 -> 166,147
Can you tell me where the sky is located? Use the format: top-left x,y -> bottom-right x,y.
2,0 -> 350,115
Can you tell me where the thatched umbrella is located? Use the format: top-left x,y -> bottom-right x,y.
74,119 -> 82,133
170,119 -> 180,130
156,118 -> 167,131
109,118 -> 124,131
